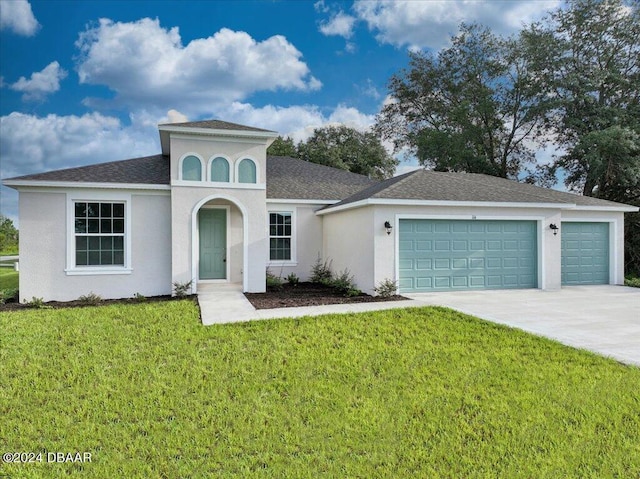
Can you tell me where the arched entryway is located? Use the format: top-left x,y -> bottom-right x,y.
191,195 -> 249,292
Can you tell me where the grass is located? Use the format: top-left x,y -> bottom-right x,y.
1,303 -> 639,478
0,267 -> 18,290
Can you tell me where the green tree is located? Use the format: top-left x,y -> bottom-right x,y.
528,0 -> 640,195
528,0 -> 640,273
376,23 -> 550,179
297,125 -> 397,179
0,215 -> 19,254
267,136 -> 298,157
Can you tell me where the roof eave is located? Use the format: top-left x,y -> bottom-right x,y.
316,198 -> 583,215
2,179 -> 171,191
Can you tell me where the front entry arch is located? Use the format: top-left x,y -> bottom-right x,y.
191,194 -> 249,292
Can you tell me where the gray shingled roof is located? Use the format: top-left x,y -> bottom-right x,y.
5,154 -> 632,209
159,119 -> 275,133
5,155 -> 170,185
325,169 -> 630,209
266,156 -> 377,200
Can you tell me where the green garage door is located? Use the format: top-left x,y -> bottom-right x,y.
561,222 -> 609,285
399,219 -> 537,292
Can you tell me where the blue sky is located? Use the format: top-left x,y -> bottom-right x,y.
0,0 -> 561,223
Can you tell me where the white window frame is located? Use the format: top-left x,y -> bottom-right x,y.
235,157 -> 259,184
268,209 -> 297,266
207,154 -> 232,183
179,152 -> 204,182
65,191 -> 132,275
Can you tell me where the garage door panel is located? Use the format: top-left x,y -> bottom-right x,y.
399,219 -> 537,292
469,258 -> 485,268
561,222 -> 609,285
415,240 -> 432,251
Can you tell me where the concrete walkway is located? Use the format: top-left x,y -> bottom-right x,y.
197,282 -> 416,325
198,284 -> 639,367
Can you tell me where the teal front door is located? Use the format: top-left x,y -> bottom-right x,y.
199,209 -> 226,280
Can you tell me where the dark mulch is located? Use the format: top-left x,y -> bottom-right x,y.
0,294 -> 198,312
245,282 -> 408,310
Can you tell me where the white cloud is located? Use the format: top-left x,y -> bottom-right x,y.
314,0 -> 329,13
0,112 -> 158,179
220,102 -> 376,143
353,0 -> 560,50
10,61 -> 67,101
75,18 -> 321,115
319,11 -> 356,39
0,0 -> 39,36
166,109 -> 189,123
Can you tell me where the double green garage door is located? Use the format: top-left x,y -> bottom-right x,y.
398,219 -> 609,292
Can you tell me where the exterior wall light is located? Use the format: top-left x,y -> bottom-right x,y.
549,223 -> 559,236
384,221 -> 393,235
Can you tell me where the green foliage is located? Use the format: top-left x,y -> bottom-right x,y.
624,275 -> 640,288
2,303 -> 639,477
265,269 -> 283,290
298,125 -> 398,179
374,278 -> 399,298
0,215 -> 19,254
266,136 -> 298,157
527,0 -> 640,272
0,287 -> 18,304
331,268 -> 361,297
286,272 -> 299,286
133,292 -> 147,302
23,297 -> 52,309
310,255 -> 333,284
78,292 -> 102,305
172,280 -> 193,298
376,23 -> 550,179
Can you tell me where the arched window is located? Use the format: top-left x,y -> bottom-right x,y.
238,158 -> 257,184
182,155 -> 202,181
210,157 -> 230,182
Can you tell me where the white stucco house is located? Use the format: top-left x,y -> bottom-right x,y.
3,119 -> 638,302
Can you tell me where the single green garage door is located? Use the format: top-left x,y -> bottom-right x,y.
561,222 -> 609,285
399,219 -> 537,292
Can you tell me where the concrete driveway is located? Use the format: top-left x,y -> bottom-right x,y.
405,285 -> 640,367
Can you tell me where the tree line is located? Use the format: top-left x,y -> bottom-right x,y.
269,0 -> 639,275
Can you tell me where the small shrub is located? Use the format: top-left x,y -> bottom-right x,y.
0,288 -> 18,304
134,292 -> 147,302
286,273 -> 299,286
624,275 -> 640,288
332,269 -> 361,296
78,292 -> 102,305
374,278 -> 398,298
310,255 -> 333,284
266,269 -> 283,290
24,297 -> 52,309
173,280 -> 193,298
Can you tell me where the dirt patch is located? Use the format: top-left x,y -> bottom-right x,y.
0,294 -> 197,312
245,282 -> 407,310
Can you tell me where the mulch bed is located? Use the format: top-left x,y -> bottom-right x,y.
0,294 -> 197,312
245,282 -> 408,310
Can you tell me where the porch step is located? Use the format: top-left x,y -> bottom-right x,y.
197,282 -> 242,293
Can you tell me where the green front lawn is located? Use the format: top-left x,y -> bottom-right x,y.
1,303 -> 639,478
